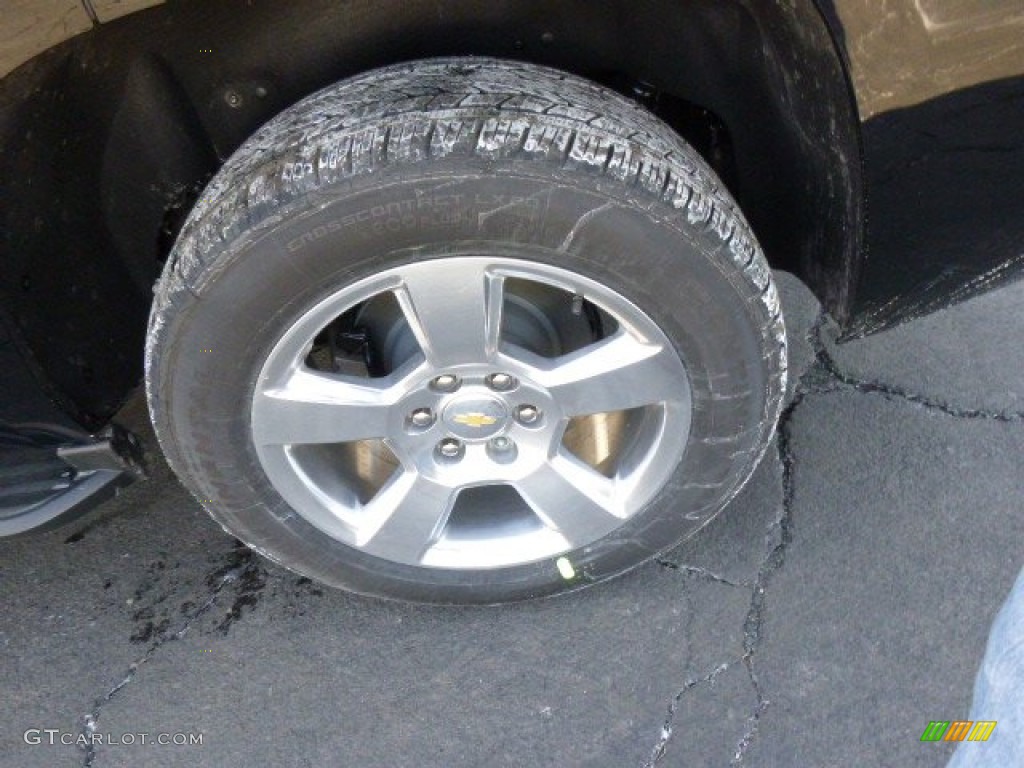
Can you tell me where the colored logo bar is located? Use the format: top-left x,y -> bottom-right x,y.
921,721 -> 997,742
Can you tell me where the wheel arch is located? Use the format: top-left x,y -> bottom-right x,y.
0,0 -> 861,427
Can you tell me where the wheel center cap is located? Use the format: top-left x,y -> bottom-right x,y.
442,395 -> 509,440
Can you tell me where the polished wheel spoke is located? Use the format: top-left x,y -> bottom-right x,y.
358,472 -> 458,563
531,330 -> 684,416
396,261 -> 504,368
252,369 -> 394,446
514,454 -> 626,548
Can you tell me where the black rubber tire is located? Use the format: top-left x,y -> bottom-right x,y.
145,58 -> 786,604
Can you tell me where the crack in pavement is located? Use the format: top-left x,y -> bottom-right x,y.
655,559 -> 751,589
814,320 -> 1024,423
78,556 -> 258,767
729,379 -> 803,766
642,657 -> 742,768
644,580 -> 695,766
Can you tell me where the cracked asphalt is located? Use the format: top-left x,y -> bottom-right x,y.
2,272 -> 1022,767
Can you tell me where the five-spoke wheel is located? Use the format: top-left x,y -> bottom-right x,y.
251,258 -> 691,569
146,58 -> 785,602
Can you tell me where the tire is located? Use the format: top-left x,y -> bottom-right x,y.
145,58 -> 786,604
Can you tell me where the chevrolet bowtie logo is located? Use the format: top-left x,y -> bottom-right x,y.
451,412 -> 498,428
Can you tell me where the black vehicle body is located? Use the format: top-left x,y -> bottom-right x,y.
1,0 -> 1022,531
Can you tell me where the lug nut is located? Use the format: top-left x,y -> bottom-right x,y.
486,373 -> 516,391
437,438 -> 463,459
431,374 -> 461,392
516,405 -> 540,424
409,408 -> 434,428
490,436 -> 513,452
487,436 -> 518,462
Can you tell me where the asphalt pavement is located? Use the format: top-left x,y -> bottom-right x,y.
1,272 -> 1022,768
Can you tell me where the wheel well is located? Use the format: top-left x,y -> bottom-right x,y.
0,0 -> 860,426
